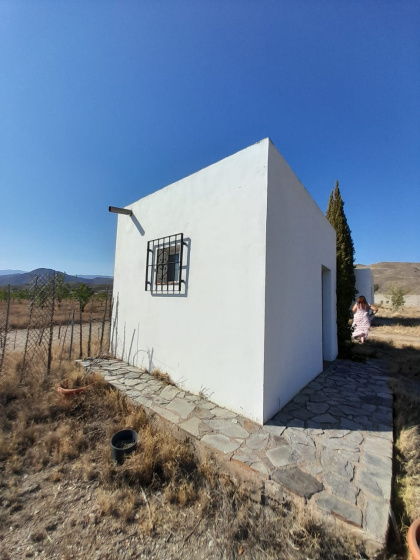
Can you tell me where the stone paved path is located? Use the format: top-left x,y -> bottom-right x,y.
81,358 -> 393,552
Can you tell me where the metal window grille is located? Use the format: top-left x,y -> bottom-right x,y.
145,233 -> 185,292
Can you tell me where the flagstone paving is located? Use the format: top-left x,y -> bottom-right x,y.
80,357 -> 393,552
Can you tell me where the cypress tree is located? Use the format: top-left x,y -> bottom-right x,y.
326,181 -> 356,353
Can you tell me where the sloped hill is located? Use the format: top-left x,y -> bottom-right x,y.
0,269 -> 26,276
0,268 -> 113,287
356,262 -> 420,294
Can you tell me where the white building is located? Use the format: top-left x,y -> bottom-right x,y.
355,268 -> 375,305
111,139 -> 337,424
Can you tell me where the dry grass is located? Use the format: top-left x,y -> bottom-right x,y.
3,313 -> 418,559
0,351 -> 366,559
350,307 -> 420,558
151,367 -> 175,386
374,305 -> 420,317
373,323 -> 420,338
397,424 -> 420,519
0,298 -> 107,329
363,325 -> 420,558
57,370 -> 98,389
388,350 -> 420,524
389,377 -> 420,559
369,306 -> 420,347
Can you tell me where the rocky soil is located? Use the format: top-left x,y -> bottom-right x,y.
1,467 -> 225,560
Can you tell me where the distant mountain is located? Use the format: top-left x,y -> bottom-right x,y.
0,268 -> 113,287
356,262 -> 420,295
78,275 -> 113,280
0,269 -> 27,276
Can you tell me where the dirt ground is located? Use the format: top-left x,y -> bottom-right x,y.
0,370 -> 362,560
4,322 -> 108,354
369,306 -> 420,348
1,307 -> 420,559
1,465 -> 234,560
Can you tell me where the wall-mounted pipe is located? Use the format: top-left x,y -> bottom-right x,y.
108,206 -> 132,216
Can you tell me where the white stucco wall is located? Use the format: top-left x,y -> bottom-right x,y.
112,140 -> 269,423
375,293 -> 420,308
263,141 -> 337,422
355,268 -> 374,305
112,138 -> 337,424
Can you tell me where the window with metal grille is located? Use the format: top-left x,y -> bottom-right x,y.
145,233 -> 185,293
156,246 -> 180,284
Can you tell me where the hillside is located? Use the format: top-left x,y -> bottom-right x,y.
1,263 -> 417,294
0,268 -> 113,287
356,262 -> 420,295
0,269 -> 26,276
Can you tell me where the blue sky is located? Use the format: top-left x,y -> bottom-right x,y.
1,1 -> 419,275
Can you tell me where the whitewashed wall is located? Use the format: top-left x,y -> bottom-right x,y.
263,141 -> 337,422
375,293 -> 420,308
355,268 -> 374,305
113,140 -> 269,423
112,138 -> 337,424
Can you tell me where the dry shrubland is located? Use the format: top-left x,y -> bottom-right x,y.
1,304 -> 419,558
0,298 -> 107,330
372,306 -> 420,341
388,348 -> 420,525
0,350 -> 365,560
362,320 -> 420,558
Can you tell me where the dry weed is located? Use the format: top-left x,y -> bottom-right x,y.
374,324 -> 420,337
0,298 -> 107,330
0,352 -> 367,559
151,367 -> 175,386
47,467 -> 64,483
376,321 -> 420,557
392,380 -> 420,524
97,488 -> 139,520
397,426 -> 420,520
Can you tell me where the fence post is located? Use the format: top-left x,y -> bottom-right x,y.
87,297 -> 93,357
20,277 -> 38,382
99,287 -> 108,355
46,273 -> 56,377
128,329 -> 135,364
0,284 -> 11,374
59,313 -> 70,367
109,297 -> 114,355
79,296 -> 83,359
68,308 -> 75,361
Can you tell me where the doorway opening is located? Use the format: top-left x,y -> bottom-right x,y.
322,266 -> 333,362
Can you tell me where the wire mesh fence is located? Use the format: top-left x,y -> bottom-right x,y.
20,274 -> 56,380
0,273 -> 112,379
0,285 -> 11,374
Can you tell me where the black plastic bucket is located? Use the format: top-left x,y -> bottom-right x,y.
110,429 -> 139,464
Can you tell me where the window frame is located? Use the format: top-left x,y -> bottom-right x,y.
145,233 -> 185,293
155,245 -> 181,285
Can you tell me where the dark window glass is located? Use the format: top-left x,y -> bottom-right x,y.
156,247 -> 180,284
